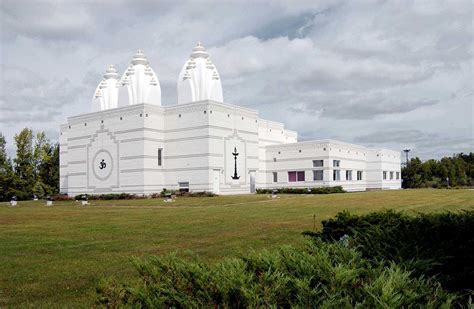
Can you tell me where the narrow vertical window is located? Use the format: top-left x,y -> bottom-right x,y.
273,172 -> 278,183
288,171 -> 297,182
158,148 -> 162,166
346,170 -> 352,181
390,171 -> 394,180
383,171 -> 387,180
357,171 -> 363,181
313,170 -> 323,181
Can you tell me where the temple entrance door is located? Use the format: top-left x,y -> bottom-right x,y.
249,170 -> 256,193
212,169 -> 220,194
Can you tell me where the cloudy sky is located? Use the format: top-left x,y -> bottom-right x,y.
1,0 -> 472,159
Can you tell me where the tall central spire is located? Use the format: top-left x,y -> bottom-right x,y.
177,42 -> 223,104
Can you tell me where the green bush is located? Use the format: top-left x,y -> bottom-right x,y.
304,210 -> 474,294
73,193 -> 144,200
97,240 -> 455,307
256,186 -> 345,194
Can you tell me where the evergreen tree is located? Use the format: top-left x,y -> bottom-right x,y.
13,128 -> 35,199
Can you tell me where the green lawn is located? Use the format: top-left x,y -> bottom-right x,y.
1,189 -> 473,308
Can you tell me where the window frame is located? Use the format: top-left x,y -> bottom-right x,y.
288,171 -> 305,182
273,172 -> 278,183
312,160 -> 323,167
158,148 -> 163,166
313,170 -> 323,181
346,170 -> 352,181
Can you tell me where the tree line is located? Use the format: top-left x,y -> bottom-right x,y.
0,129 -> 59,201
402,153 -> 474,188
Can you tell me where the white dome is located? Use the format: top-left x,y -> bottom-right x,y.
120,49 -> 161,107
177,42 -> 223,104
92,65 -> 124,111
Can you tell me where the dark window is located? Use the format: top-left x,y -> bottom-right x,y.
313,170 -> 323,181
346,170 -> 352,181
333,160 -> 340,167
288,171 -> 297,182
273,172 -> 278,183
178,182 -> 189,192
313,160 -> 323,167
390,171 -> 394,180
396,172 -> 400,180
158,148 -> 162,166
357,171 -> 363,180
297,171 -> 305,181
333,170 -> 340,181
383,171 -> 387,180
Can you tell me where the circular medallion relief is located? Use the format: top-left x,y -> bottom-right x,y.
92,150 -> 113,180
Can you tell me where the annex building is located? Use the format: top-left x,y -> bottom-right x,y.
60,43 -> 401,195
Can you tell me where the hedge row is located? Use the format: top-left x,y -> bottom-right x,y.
72,191 -> 216,201
256,186 -> 345,194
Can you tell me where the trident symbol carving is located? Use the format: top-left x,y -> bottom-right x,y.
99,159 -> 107,170
231,147 -> 240,180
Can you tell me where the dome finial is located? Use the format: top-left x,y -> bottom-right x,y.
104,64 -> 119,79
131,49 -> 148,65
191,41 -> 209,58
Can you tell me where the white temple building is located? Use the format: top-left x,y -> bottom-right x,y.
60,43 -> 401,195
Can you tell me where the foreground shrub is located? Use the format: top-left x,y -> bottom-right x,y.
304,210 -> 474,294
256,186 -> 345,194
97,240 -> 454,307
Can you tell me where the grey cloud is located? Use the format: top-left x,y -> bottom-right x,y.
0,66 -> 84,124
0,0 -> 472,160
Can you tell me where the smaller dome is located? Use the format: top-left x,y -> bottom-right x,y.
120,49 -> 162,106
92,64 -> 122,111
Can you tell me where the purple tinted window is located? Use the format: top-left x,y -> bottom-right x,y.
288,172 -> 297,182
297,171 -> 305,181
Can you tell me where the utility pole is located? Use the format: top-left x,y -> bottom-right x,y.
402,149 -> 411,189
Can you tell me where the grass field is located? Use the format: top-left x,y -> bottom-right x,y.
1,189 -> 473,307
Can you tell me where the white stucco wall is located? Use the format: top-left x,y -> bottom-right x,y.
59,102 -> 401,195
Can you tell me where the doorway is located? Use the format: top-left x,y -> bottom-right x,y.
249,170 -> 256,193
212,169 -> 220,194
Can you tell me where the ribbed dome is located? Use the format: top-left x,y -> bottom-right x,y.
177,42 -> 223,104
120,49 -> 161,107
92,65 -> 123,111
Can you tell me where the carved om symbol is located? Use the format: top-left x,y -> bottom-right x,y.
99,159 -> 107,170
